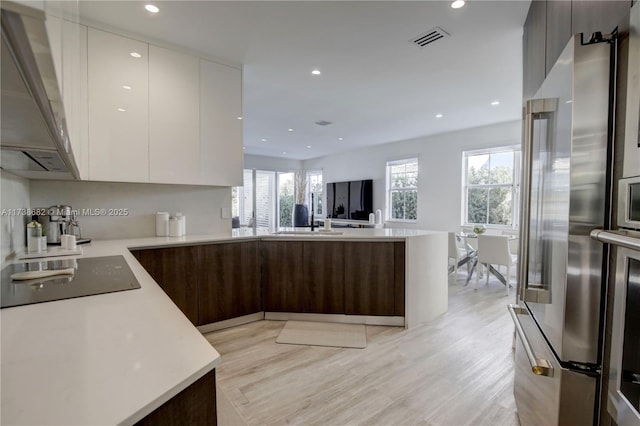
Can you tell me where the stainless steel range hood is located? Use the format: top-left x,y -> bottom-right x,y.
1,1 -> 79,179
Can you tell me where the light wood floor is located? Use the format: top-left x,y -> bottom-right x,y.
206,272 -> 520,426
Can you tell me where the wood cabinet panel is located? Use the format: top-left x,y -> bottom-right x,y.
199,241 -> 261,325
572,1 -> 631,38
262,241 -> 304,312
394,242 -> 406,316
344,242 -> 396,316
546,0 -> 572,76
302,241 -> 344,314
132,246 -> 199,325
135,369 -> 216,426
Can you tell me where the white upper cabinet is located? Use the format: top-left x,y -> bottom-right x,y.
83,27 -> 242,186
149,45 -> 200,185
199,60 -> 243,186
87,28 -> 149,183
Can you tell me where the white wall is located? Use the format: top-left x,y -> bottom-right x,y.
244,154 -> 302,171
302,120 -> 521,232
1,171 -> 31,262
30,180 -> 231,240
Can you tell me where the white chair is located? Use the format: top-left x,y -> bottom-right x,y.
449,232 -> 473,278
501,229 -> 519,255
476,234 -> 517,296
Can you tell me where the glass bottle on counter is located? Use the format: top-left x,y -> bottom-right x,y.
27,219 -> 42,253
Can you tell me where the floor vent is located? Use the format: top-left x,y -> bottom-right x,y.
410,27 -> 449,48
315,120 -> 332,126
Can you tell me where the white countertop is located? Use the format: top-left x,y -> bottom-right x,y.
1,239 -> 220,425
1,227 -> 445,425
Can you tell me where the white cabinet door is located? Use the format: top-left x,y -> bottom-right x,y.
88,28 -> 149,182
63,22 -> 88,180
199,60 -> 243,186
149,45 -> 200,184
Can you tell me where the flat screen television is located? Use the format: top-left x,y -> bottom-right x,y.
326,179 -> 373,220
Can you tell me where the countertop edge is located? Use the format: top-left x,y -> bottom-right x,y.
121,360 -> 219,425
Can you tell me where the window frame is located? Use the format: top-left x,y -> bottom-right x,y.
306,170 -> 323,217
386,157 -> 419,222
462,146 -> 520,229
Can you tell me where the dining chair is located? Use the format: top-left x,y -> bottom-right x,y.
448,232 -> 469,277
476,234 -> 517,296
501,229 -> 519,255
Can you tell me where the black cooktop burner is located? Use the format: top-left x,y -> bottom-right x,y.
1,255 -> 141,309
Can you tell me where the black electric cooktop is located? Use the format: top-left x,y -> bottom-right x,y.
1,255 -> 141,309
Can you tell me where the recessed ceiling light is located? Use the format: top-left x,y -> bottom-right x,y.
242,146 -> 246,150
435,113 -> 444,118
306,145 -> 311,149
491,101 -> 500,106
237,116 -> 243,120
122,85 -> 132,90
311,69 -> 321,76
565,100 -> 573,104
145,4 -> 159,13
117,108 -> 126,112
451,0 -> 465,9
338,137 -> 344,141
130,52 -> 142,58
261,138 -> 267,142
288,128 -> 294,132
283,151 -> 287,155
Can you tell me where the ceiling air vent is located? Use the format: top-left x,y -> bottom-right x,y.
315,120 -> 332,126
410,27 -> 449,48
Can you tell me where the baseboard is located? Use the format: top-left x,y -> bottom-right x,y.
264,312 -> 405,327
197,312 -> 265,333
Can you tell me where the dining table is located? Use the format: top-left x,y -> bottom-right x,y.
460,233 -> 519,288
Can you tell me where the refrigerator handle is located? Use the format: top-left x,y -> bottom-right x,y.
508,304 -> 554,377
590,229 -> 640,251
518,98 -> 558,302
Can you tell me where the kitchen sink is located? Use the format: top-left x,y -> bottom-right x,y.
274,230 -> 343,235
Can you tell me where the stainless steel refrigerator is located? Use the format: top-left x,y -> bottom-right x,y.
509,33 -> 615,425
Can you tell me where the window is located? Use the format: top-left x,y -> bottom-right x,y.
387,158 -> 418,221
232,170 -> 254,226
306,170 -> 323,216
463,147 -> 520,227
277,172 -> 294,227
255,170 -> 276,229
231,169 -> 323,229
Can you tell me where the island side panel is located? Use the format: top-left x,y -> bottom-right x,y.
394,241 -> 406,316
405,233 -> 448,328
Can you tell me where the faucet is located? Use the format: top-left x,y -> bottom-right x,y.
310,193 -> 315,231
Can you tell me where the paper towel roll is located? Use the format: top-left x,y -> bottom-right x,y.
324,218 -> 331,230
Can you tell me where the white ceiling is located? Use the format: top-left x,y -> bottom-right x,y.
78,1 -> 530,160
